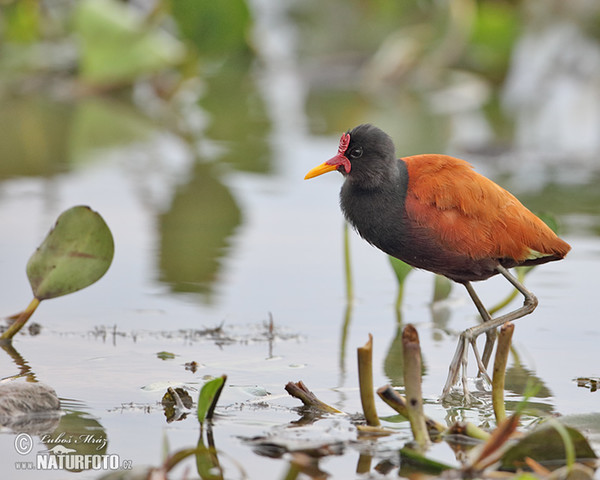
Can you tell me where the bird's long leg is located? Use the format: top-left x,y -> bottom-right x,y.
441,265 -> 538,400
464,282 -> 496,370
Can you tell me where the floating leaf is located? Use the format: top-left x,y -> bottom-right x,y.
156,351 -> 176,360
500,422 -> 597,471
197,375 -> 226,424
26,206 -> 114,300
162,387 -> 193,422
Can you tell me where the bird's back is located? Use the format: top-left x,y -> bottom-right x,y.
402,154 -> 570,280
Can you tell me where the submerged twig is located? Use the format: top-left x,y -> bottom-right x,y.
402,324 -> 430,449
492,322 -> 514,424
284,381 -> 343,414
357,334 -> 380,426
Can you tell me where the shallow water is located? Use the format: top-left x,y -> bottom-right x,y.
1,117 -> 599,478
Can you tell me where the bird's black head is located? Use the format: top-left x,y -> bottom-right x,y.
304,124 -> 397,187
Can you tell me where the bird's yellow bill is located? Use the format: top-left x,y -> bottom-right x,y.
304,162 -> 338,179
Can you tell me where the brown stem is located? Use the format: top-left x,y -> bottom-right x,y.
284,381 -> 343,414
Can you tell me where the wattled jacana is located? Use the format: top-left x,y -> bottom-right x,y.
305,124 -> 571,400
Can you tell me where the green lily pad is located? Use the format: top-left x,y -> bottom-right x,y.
500,422 -> 597,471
26,206 -> 114,300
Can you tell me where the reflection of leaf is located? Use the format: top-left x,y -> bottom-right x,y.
383,326 -> 404,386
74,0 -> 185,85
196,434 -> 223,480
399,447 -> 453,475
69,99 -> 155,158
26,206 -> 114,300
500,422 -> 597,471
505,364 -> 552,399
199,58 -> 272,174
43,410 -> 108,472
0,97 -> 72,179
158,163 -> 241,298
197,375 -> 226,425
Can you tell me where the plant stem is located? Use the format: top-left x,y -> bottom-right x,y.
377,386 -> 445,436
492,322 -> 514,424
357,334 -> 380,426
402,324 -> 430,449
343,223 -> 353,303
1,297 -> 41,342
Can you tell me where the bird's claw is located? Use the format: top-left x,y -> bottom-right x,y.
441,329 -> 492,402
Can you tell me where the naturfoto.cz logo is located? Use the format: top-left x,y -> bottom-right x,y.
14,433 -> 132,472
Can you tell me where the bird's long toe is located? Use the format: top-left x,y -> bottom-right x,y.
441,336 -> 468,399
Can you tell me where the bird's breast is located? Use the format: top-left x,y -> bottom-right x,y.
340,180 -> 410,255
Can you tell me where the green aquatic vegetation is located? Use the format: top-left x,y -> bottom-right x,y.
1,206 -> 114,341
197,375 -> 227,425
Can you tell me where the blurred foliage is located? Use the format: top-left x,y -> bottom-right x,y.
169,0 -> 250,59
2,0 -> 40,43
464,2 -> 520,82
73,0 -> 186,86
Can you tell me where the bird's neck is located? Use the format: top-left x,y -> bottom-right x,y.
340,159 -> 409,253
347,158 -> 403,191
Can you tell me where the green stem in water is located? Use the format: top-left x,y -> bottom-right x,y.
357,334 -> 380,426
1,297 -> 41,342
402,324 -> 430,450
492,322 -> 514,424
343,223 -> 354,304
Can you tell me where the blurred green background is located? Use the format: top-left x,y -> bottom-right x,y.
2,0 -> 599,294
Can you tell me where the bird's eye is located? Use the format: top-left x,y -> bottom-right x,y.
349,147 -> 363,159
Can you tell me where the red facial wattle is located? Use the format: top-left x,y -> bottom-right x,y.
303,132 -> 352,179
325,133 -> 352,174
